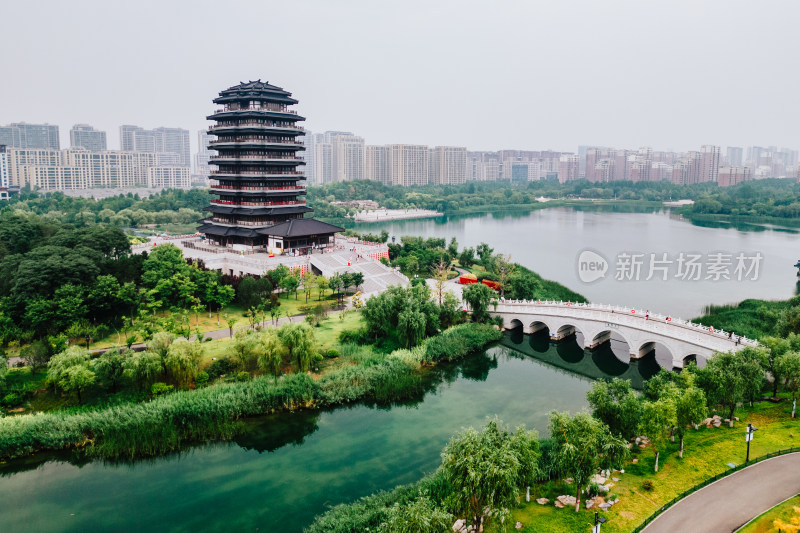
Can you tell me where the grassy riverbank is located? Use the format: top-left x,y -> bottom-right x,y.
693,295 -> 800,340
0,323 -> 501,461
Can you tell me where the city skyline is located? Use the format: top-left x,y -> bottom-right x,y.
1,1 -> 799,154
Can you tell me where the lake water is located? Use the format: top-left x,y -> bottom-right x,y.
356,207 -> 800,318
0,342 -> 619,533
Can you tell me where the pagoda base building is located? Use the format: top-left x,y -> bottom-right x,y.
198,80 -> 341,253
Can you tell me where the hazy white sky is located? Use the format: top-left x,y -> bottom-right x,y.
2,0 -> 798,154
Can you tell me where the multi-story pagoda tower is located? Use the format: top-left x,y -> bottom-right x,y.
199,80 -> 323,249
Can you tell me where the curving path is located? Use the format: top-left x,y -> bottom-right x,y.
642,452 -> 800,533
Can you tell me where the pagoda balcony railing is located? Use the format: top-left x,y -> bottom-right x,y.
209,155 -> 304,161
210,170 -> 304,177
208,137 -> 303,146
217,105 -> 298,114
210,199 -> 306,207
209,122 -> 304,131
208,218 -> 276,227
210,184 -> 305,191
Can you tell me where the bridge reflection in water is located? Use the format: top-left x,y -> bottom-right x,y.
503,327 -> 664,390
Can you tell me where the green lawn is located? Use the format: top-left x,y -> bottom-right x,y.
740,494 -> 800,533
491,399 -> 800,533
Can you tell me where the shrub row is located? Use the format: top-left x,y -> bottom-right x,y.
423,323 -> 502,364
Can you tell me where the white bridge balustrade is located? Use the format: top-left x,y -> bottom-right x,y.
491,300 -> 758,370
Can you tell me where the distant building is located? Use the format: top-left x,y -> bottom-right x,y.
119,125 -> 190,166
718,166 -> 752,187
0,145 -> 8,200
69,124 -> 107,152
0,145 -> 8,189
388,144 -> 429,186
366,145 -> 390,185
558,154 -> 580,183
0,123 -> 60,150
194,130 -> 214,176
430,146 -> 467,185
726,146 -> 743,167
331,133 -> 365,181
147,166 -> 192,189
699,145 -> 720,183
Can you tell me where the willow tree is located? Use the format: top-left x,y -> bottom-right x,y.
257,328 -> 285,382
549,411 -> 629,512
277,322 -> 315,372
441,418 -> 539,529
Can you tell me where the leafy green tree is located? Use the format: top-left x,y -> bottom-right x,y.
165,339 -> 204,388
277,322 -> 315,372
738,346 -> 769,406
507,271 -> 541,300
47,346 -> 95,403
349,271 -> 364,291
439,290 -> 462,329
379,495 -> 453,533
441,418 -> 539,528
475,242 -> 494,265
280,273 -> 300,300
267,265 -> 290,286
147,331 -> 174,377
94,348 -> 127,392
694,351 -> 750,425
209,283 -> 235,325
316,275 -> 329,301
762,336 -> 791,397
257,328 -> 285,382
232,328 -> 261,371
397,307 -> 427,348
458,247 -> 475,267
549,411 -> 629,512
776,351 -> 800,417
447,237 -> 459,258
462,282 -> 495,323
587,378 -> 642,439
21,340 -> 50,373
87,275 -> 122,322
674,373 -> 707,458
639,397 -> 677,472
123,350 -> 162,392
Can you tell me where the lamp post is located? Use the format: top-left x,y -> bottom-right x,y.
745,423 -> 758,463
593,511 -> 607,533
85,334 -> 90,349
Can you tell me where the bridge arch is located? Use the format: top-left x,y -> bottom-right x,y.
637,340 -> 678,370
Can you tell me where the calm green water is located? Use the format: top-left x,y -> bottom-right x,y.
0,340 -> 648,533
356,207 -> 800,318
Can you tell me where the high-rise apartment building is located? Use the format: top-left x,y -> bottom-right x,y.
0,145 -> 8,190
718,166 -> 752,187
366,145 -> 390,185
119,125 -> 191,166
147,166 -> 192,189
699,145 -> 720,183
726,146 -> 743,167
430,146 -> 467,185
69,124 -> 107,152
558,154 -> 580,183
194,131 -> 214,175
331,133 -> 365,181
0,123 -> 60,150
388,144 -> 429,186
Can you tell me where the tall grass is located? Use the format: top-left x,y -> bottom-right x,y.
0,324 -> 502,461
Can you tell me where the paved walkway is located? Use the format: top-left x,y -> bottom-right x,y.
642,452 -> 800,533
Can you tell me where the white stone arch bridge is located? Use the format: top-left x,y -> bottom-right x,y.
491,300 -> 758,370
